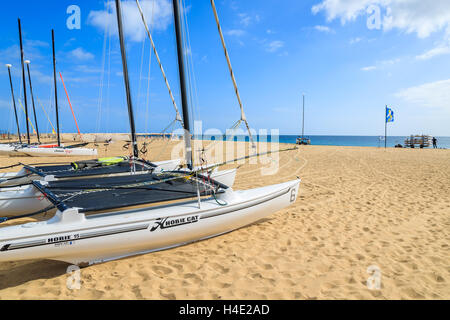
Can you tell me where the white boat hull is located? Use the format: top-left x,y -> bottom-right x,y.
0,180 -> 300,265
0,143 -> 65,156
18,146 -> 98,157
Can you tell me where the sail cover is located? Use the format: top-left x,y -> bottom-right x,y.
33,172 -> 225,213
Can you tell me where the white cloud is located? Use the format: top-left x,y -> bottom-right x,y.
360,57 -> 400,71
225,29 -> 245,37
349,37 -> 362,44
380,58 -> 400,65
416,45 -> 450,60
266,40 -> 284,53
395,79 -> 450,110
88,0 -> 173,42
69,48 -> 95,61
361,66 -> 376,71
314,25 -> 335,33
238,13 -> 260,27
24,40 -> 49,48
0,99 -> 12,110
312,0 -> 450,39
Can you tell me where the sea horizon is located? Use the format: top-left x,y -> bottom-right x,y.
194,134 -> 450,149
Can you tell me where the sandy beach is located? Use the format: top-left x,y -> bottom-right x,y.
0,138 -> 448,300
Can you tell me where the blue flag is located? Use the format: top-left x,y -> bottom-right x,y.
386,107 -> 394,123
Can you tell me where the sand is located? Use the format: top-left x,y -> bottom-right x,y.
0,138 -> 448,300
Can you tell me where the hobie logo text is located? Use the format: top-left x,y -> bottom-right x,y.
150,215 -> 199,232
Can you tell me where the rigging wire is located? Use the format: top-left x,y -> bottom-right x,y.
180,0 -> 205,166
37,97 -> 56,135
136,30 -> 147,131
135,0 -> 183,125
105,23 -> 112,134
96,21 -> 109,134
145,0 -> 156,135
209,0 -> 256,150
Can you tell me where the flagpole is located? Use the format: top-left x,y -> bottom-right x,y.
385,105 -> 387,149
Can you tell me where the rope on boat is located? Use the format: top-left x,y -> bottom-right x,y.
0,205 -> 56,223
0,163 -> 24,170
208,145 -> 299,171
0,172 -> 34,182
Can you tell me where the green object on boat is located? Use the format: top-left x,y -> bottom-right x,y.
71,157 -> 126,170
98,157 -> 126,166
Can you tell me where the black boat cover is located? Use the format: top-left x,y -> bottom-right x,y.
33,172 -> 224,213
25,158 -> 157,179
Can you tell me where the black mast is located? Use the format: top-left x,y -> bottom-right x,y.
115,0 -> 139,158
6,64 -> 22,144
25,61 -> 40,144
18,19 -> 30,144
52,30 -> 61,147
172,0 -> 193,169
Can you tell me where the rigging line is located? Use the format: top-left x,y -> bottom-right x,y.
106,23 -> 112,134
18,68 -> 24,137
136,31 -> 146,128
181,1 -> 204,163
145,0 -> 156,135
49,82 -> 55,136
59,72 -> 81,136
18,98 -> 37,134
96,23 -> 109,134
0,205 -> 56,223
36,97 -> 56,135
181,0 -> 195,127
7,91 -> 14,138
135,0 -> 183,124
210,0 -> 256,149
185,14 -> 201,132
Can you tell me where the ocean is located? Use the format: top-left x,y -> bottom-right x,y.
198,135 -> 450,149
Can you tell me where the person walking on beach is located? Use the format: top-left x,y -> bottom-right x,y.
433,137 -> 438,149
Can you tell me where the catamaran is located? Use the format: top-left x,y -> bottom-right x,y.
0,23 -> 67,156
0,0 -> 300,266
1,20 -> 97,158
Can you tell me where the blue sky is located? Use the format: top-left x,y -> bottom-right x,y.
1,0 -> 449,136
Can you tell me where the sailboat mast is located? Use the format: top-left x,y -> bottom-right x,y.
172,0 -> 193,169
52,30 -> 61,147
25,61 -> 40,144
18,19 -> 30,144
6,64 -> 22,144
115,0 -> 139,158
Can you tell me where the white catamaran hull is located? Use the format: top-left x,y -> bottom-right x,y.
0,167 -> 236,218
0,143 -> 63,157
18,146 -> 98,157
0,179 -> 300,265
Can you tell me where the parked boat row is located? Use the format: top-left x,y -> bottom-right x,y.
0,0 -> 300,267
